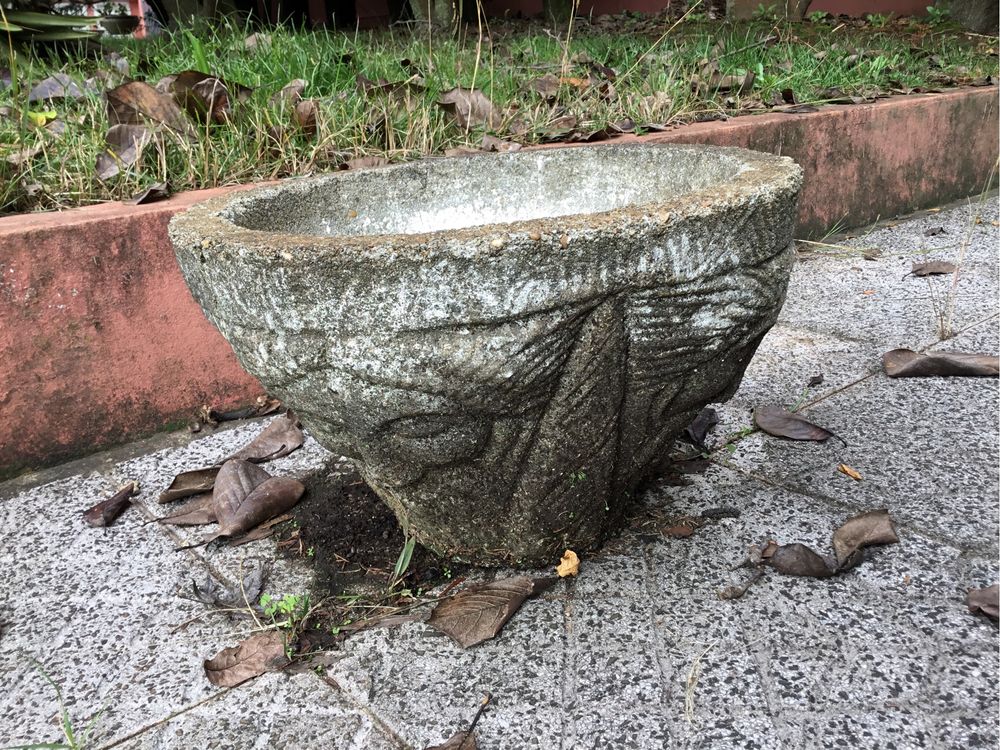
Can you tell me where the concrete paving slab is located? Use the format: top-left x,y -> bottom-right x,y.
779,199 -> 999,351
117,672 -> 403,750
1,198 -> 997,750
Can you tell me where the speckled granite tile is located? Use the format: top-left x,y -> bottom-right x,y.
779,199 -> 999,350
325,598 -> 566,750
117,672 -> 402,750
723,371 -> 999,550
779,709 -> 940,750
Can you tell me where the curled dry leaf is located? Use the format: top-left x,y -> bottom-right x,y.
908,260 -> 956,277
427,731 -> 478,750
837,463 -> 862,481
214,466 -> 305,539
556,549 -> 580,577
768,543 -> 837,578
28,73 -> 92,102
96,123 -> 152,181
682,407 -> 719,451
966,584 -> 999,621
159,466 -> 220,504
106,81 -> 193,136
83,481 -> 138,527
753,405 -> 846,445
428,576 -> 557,648
169,71 -> 253,125
270,78 -> 307,107
437,87 -> 501,130
204,631 -> 289,687
158,492 -> 216,525
225,411 -> 305,463
293,99 -> 318,136
128,181 -> 170,205
882,349 -> 999,378
831,509 -> 898,568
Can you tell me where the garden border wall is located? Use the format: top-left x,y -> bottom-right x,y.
1,87 -> 996,476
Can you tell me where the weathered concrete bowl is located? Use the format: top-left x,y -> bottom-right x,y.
170,144 -> 802,567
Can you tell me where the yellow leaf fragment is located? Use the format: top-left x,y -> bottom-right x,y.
837,463 -> 862,481
556,549 -> 580,577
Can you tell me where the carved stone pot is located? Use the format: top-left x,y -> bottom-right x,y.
169,144 -> 802,567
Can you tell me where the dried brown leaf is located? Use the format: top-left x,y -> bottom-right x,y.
106,81 -> 193,135
909,260 -> 956,277
83,481 -> 137,527
768,543 -> 837,578
225,411 -> 304,463
215,473 -> 305,538
128,181 -> 170,205
883,349 -> 999,378
270,78 -> 307,107
159,466 -> 221,504
211,459 -> 272,528
428,576 -> 557,648
28,73 -> 92,102
293,99 -> 318,136
169,70 -> 251,125
438,87 -> 501,130
682,407 -> 719,450
967,584 -> 999,621
204,631 -> 289,687
158,492 -> 216,525
426,731 -> 478,750
831,509 -> 899,567
95,123 -> 152,181
753,405 -> 845,444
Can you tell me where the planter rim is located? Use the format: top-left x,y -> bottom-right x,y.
169,143 -> 802,263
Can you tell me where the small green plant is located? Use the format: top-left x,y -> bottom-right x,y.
7,658 -> 106,750
306,546 -> 315,558
387,535 -> 416,593
568,469 -> 587,485
807,10 -> 829,22
260,592 -> 311,630
865,13 -> 891,27
925,4 -> 949,24
751,3 -> 779,20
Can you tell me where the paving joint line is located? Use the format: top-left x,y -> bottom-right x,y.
95,686 -> 234,750
316,672 -> 415,750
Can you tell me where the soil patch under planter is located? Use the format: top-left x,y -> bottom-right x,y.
283,469 -> 469,598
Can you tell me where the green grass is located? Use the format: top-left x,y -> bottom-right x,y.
1,12 -> 996,213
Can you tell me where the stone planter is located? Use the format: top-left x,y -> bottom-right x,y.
169,144 -> 802,567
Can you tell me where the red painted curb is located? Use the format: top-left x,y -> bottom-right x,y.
2,88 -> 996,476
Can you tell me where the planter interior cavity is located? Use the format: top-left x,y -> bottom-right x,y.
170,144 -> 803,567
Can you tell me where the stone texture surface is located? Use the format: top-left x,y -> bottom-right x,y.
1,198 -> 997,750
170,144 -> 803,566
